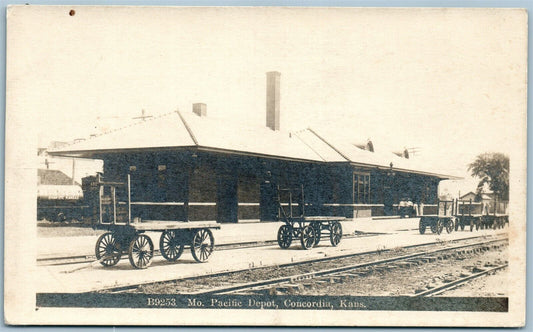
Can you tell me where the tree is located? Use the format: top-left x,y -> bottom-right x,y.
468,153 -> 509,201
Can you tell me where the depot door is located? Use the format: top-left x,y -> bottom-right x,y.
216,176 -> 238,223
260,181 -> 278,221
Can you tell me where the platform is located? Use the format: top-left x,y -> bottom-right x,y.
35,225 -> 508,293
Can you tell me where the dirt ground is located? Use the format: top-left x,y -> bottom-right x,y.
437,267 -> 508,297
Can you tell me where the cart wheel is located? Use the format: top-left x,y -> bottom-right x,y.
470,220 -> 475,232
436,219 -> 444,235
330,221 -> 343,246
277,225 -> 293,249
430,224 -> 437,234
476,221 -> 480,230
311,222 -> 321,246
128,234 -> 154,269
418,220 -> 426,234
454,219 -> 459,231
56,212 -> 67,223
445,219 -> 454,234
160,230 -> 185,262
300,225 -> 316,249
191,229 -> 214,263
95,232 -> 122,267
460,223 -> 465,231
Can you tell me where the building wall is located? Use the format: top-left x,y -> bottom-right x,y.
99,151 -> 443,222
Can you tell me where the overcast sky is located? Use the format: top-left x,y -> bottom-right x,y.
7,6 -> 527,193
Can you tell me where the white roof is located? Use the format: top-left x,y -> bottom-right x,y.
181,112 -> 324,162
50,112 -> 196,154
51,111 -> 326,162
50,110 -> 458,179
37,185 -> 83,200
297,128 -> 458,178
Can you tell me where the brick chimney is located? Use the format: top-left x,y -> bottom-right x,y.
193,103 -> 206,117
266,71 -> 281,131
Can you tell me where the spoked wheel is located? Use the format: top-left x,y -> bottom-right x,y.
430,224 -> 438,234
460,222 -> 465,231
454,219 -> 459,231
159,230 -> 185,262
95,232 -> 122,267
311,222 -> 321,246
128,234 -> 154,269
277,225 -> 293,249
419,220 -> 426,234
191,228 -> 214,263
330,221 -> 343,246
445,219 -> 454,234
435,219 -> 444,235
300,225 -> 316,250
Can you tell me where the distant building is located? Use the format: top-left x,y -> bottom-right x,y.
460,191 -> 494,204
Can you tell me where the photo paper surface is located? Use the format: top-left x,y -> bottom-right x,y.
4,6 -> 527,326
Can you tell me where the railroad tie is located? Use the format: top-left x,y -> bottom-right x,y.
420,257 -> 437,263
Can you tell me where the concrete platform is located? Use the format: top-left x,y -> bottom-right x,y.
34,219 -> 507,293
36,218 -> 419,259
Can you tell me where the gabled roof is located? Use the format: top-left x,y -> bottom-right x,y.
459,191 -> 477,199
38,169 -> 79,186
49,112 -> 196,155
296,128 -> 459,179
50,111 -> 328,162
49,110 -> 459,179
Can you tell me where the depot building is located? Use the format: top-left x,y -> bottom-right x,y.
50,72 -> 456,223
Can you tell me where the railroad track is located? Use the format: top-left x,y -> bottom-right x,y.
37,232 -> 381,267
412,263 -> 508,297
190,238 -> 508,296
100,233 -> 507,295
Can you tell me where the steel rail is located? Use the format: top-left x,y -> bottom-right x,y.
188,237 -> 507,295
413,264 -> 508,297
97,234 -> 507,294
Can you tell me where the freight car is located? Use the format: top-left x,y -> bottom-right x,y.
37,174 -> 102,222
37,184 -> 87,222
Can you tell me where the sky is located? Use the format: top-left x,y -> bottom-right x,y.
7,6 -> 527,194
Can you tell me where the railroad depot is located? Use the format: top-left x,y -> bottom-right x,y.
50,72 -> 456,224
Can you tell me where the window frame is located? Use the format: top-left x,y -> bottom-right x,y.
353,171 -> 371,204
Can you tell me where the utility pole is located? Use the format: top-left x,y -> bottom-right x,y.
133,109 -> 153,121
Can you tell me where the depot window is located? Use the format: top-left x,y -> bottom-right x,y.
353,172 -> 370,204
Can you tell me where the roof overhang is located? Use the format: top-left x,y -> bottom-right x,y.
49,145 -> 328,164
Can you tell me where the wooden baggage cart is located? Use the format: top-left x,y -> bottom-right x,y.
418,200 -> 456,235
482,199 -> 508,230
454,199 -> 484,232
275,186 -> 345,249
94,175 -> 220,269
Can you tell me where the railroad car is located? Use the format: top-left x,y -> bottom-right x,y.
37,184 -> 87,222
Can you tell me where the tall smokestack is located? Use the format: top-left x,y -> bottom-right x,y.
266,71 -> 281,131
